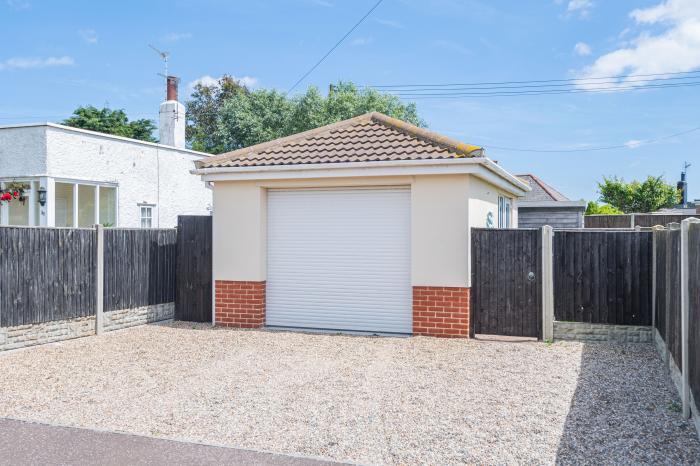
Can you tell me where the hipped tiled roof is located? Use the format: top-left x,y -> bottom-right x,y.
516,174 -> 570,202
195,112 -> 483,169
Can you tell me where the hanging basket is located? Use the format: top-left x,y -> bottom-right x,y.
0,182 -> 28,205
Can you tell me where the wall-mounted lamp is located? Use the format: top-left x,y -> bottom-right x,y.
37,187 -> 47,206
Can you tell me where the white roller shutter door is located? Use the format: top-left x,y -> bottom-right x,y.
266,187 -> 411,334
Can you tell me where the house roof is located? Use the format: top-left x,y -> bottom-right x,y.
194,112 -> 484,169
516,174 -> 570,202
0,122 -> 211,159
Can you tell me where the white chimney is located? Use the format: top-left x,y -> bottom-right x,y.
159,76 -> 185,148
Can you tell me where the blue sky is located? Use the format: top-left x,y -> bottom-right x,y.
1,0 -> 699,202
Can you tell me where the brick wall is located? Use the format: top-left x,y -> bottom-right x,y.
413,286 -> 470,338
215,280 -> 266,328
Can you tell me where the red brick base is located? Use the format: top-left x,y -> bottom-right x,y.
215,280 -> 266,328
413,286 -> 470,338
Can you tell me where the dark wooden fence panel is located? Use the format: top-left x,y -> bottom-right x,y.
553,231 -> 652,325
665,229 -> 682,366
654,229 -> 667,337
175,216 -> 212,322
584,215 -> 632,229
471,228 -> 542,338
636,215 -> 696,228
585,214 -> 696,229
104,229 -> 177,312
689,223 -> 700,406
0,227 -> 96,327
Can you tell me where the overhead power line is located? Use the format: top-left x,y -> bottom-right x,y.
385,80 -> 700,99
372,73 -> 700,93
286,0 -> 384,94
479,123 -> 700,153
368,69 -> 700,89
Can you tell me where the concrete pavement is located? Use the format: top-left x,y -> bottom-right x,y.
0,418 -> 346,466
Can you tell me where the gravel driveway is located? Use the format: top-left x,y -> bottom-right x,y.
0,323 -> 698,465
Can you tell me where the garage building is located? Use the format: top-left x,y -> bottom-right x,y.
194,112 -> 529,337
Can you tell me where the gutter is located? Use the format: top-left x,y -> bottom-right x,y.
191,157 -> 531,194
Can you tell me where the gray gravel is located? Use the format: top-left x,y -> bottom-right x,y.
0,323 -> 698,465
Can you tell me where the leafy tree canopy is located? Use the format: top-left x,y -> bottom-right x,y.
585,201 -> 624,215
62,106 -> 156,142
597,175 -> 680,213
185,79 -> 425,154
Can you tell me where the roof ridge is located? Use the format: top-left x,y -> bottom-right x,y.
368,112 -> 483,157
194,113 -> 374,168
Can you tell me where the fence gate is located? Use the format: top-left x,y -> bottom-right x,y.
470,228 -> 542,338
175,215 -> 213,322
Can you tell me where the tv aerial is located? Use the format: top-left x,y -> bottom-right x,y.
148,44 -> 170,78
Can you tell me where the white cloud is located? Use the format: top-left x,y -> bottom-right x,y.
555,0 -> 594,18
574,41 -> 592,55
79,29 -> 98,44
351,37 -> 373,46
0,56 -> 74,71
163,32 -> 192,42
630,0 -> 700,23
187,74 -> 259,92
567,0 -> 593,17
625,139 -> 643,149
576,0 -> 700,90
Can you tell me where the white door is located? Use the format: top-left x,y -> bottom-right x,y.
266,187 -> 412,334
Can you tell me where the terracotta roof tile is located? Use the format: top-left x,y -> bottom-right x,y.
195,112 -> 483,169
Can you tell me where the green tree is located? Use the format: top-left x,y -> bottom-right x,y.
585,201 -> 623,215
62,106 -> 156,142
186,80 -> 425,154
185,75 -> 249,153
597,176 -> 680,213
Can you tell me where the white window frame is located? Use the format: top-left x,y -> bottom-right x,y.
139,204 -> 155,228
51,177 -> 119,228
498,195 -> 512,228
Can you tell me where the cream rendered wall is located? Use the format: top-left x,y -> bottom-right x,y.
213,174 -> 483,287
45,126 -> 211,227
465,175 -> 519,286
212,180 -> 267,282
411,174 -> 470,287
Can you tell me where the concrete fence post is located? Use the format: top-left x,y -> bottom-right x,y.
541,225 -> 554,341
680,218 -> 700,419
95,224 -> 104,335
630,213 -> 636,229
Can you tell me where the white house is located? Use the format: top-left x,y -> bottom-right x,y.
0,76 -> 211,228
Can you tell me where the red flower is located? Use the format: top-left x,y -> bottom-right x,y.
0,193 -> 11,201
12,191 -> 19,198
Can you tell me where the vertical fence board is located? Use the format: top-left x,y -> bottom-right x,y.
667,229 -> 682,366
585,214 -> 697,229
655,230 -> 667,337
175,216 -> 213,323
553,231 -> 652,325
0,227 -> 96,326
0,226 -> 178,328
688,223 -> 700,405
103,229 -> 177,312
470,228 -> 542,338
